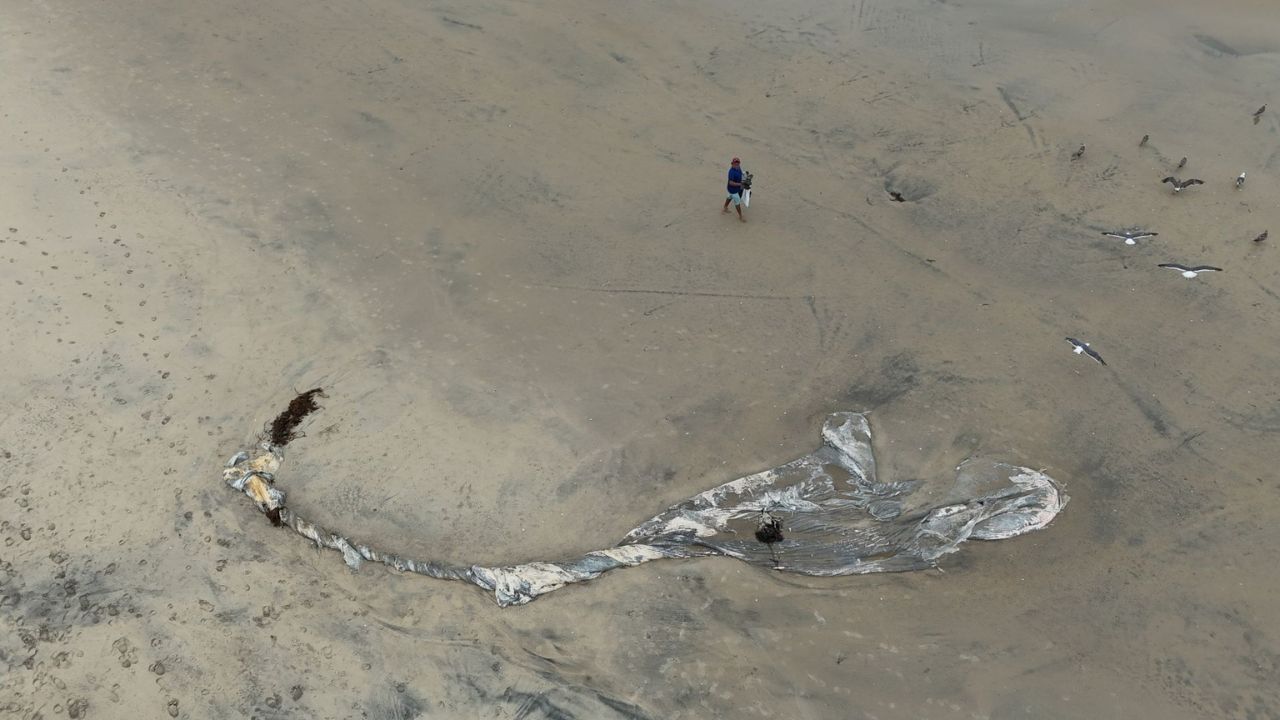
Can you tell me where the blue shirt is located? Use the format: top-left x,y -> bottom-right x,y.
727,166 -> 743,195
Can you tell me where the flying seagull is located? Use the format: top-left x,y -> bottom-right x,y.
1254,230 -> 1268,243
1066,337 -> 1106,366
1176,157 -> 1187,170
1254,105 -> 1266,124
1139,134 -> 1149,147
1071,145 -> 1086,161
1162,177 -> 1204,193
1236,172 -> 1246,189
1158,263 -> 1223,278
1102,230 -> 1157,245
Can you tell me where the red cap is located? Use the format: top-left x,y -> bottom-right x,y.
731,157 -> 741,164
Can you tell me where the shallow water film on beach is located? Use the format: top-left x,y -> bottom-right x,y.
3,0 -> 1279,717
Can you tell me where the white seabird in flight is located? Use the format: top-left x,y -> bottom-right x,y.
1161,177 -> 1204,193
1158,263 -> 1222,279
1101,230 -> 1157,246
1065,337 -> 1106,366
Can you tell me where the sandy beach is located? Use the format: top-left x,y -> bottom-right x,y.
3,0 -> 1279,717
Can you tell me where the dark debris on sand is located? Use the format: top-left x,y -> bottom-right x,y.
268,388 -> 326,446
755,514 -> 784,544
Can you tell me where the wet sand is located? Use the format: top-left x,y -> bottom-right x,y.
3,0 -> 1279,717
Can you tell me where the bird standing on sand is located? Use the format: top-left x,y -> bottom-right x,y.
1254,231 -> 1268,243
1066,337 -> 1106,366
1158,263 -> 1222,279
1176,157 -> 1187,170
1071,145 -> 1086,161
1236,173 -> 1246,189
1254,105 -> 1266,124
1139,134 -> 1149,147
1102,230 -> 1158,246
1162,177 -> 1204,193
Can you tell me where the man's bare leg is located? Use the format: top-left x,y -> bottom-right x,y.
736,204 -> 745,222
722,197 -> 731,214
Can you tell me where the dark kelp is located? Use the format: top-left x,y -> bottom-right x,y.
268,388 -> 326,447
754,512 -> 784,544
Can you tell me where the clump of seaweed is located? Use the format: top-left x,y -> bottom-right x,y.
754,512 -> 784,544
268,388 -> 326,447
755,510 -> 785,568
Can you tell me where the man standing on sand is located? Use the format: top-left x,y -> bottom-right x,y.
722,157 -> 746,222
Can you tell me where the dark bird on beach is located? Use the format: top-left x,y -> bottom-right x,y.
1071,145 -> 1086,160
1102,230 -> 1158,246
1236,172 -> 1246,189
1158,263 -> 1222,279
1139,134 -> 1149,147
1175,157 -> 1187,170
888,191 -> 905,202
1254,105 -> 1266,123
1162,177 -> 1204,193
1066,337 -> 1106,366
1253,230 -> 1268,243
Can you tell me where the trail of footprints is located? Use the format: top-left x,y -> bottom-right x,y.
0,110 -> 244,719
